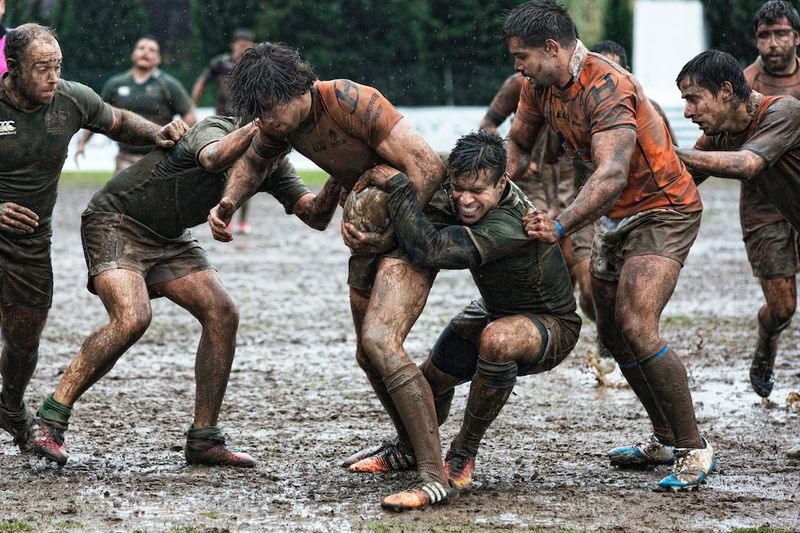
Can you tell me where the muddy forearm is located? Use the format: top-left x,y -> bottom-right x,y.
198,122 -> 259,172
105,108 -> 163,145
387,174 -> 480,269
557,168 -> 626,233
223,149 -> 272,208
506,138 -> 533,181
295,177 -> 342,230
557,129 -> 634,234
676,148 -> 763,181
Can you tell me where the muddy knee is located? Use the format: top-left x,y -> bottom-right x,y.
112,308 -> 153,343
478,322 -> 526,363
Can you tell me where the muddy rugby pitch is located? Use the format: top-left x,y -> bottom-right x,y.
0,179 -> 798,532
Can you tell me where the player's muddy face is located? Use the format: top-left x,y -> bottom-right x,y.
450,169 -> 506,225
131,38 -> 161,70
12,37 -> 61,107
679,79 -> 728,136
507,36 -> 556,88
756,17 -> 800,74
256,92 -> 311,135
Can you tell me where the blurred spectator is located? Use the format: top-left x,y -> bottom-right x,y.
76,36 -> 196,172
191,28 -> 255,234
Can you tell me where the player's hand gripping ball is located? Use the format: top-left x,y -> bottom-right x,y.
342,186 -> 391,234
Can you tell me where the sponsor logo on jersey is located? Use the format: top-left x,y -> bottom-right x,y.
0,120 -> 16,136
118,86 -> 131,97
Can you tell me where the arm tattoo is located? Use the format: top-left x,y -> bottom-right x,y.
106,108 -> 161,145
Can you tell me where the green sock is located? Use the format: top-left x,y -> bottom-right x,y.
38,394 -> 72,430
187,425 -> 224,443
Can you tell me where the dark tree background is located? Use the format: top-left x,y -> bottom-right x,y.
20,0 -> 787,105
3,0 -> 523,105
603,0 -> 633,64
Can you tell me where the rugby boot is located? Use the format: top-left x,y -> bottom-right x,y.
185,426 -> 255,467
380,479 -> 457,512
657,438 -> 717,491
444,447 -> 476,492
0,401 -> 35,453
32,417 -> 69,465
607,434 -> 674,469
237,222 -> 252,235
347,439 -> 416,473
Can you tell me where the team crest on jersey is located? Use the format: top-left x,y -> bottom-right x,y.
0,120 -> 16,136
118,86 -> 131,97
45,110 -> 69,133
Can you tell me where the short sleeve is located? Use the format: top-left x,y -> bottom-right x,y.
325,80 -> 403,148
59,80 -> 115,133
258,157 -> 311,214
741,98 -> 800,168
584,72 -> 637,135
508,81 -> 545,151
183,116 -> 237,165
158,116 -> 235,172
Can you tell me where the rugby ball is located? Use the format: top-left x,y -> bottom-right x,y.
342,186 -> 391,233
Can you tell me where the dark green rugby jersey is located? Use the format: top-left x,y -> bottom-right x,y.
463,182 -> 576,316
388,175 -> 576,317
89,115 -> 311,238
0,77 -> 114,237
101,70 -> 192,154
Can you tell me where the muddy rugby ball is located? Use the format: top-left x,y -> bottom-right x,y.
343,186 -> 391,233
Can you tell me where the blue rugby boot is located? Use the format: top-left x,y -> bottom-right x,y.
658,438 -> 717,491
608,434 -> 674,469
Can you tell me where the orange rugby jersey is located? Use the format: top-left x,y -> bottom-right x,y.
255,80 -> 403,191
511,50 -> 702,218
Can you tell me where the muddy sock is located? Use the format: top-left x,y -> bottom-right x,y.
638,345 -> 701,449
618,358 -> 673,445
186,425 -> 225,450
434,388 -> 455,427
383,362 -> 444,484
454,358 -> 517,457
755,313 -> 790,361
367,374 -> 413,455
37,394 -> 72,430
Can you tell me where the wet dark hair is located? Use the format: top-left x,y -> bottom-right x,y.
228,42 -> 317,123
500,0 -> 576,47
753,0 -> 800,33
447,130 -> 507,185
4,23 -> 57,65
592,39 -> 629,69
676,50 -> 752,102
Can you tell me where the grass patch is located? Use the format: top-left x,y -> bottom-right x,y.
199,511 -> 220,520
0,521 -> 34,533
60,169 -> 330,187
